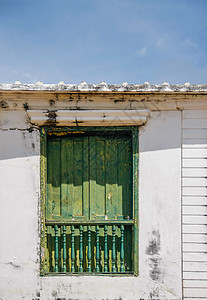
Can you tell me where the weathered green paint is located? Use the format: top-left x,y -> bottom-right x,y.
104,225 -> 108,273
71,225 -> 75,272
132,127 -> 139,276
41,126 -> 139,275
120,225 -> 125,272
62,225 -> 66,272
54,225 -> 59,272
112,225 -> 116,273
79,225 -> 83,272
87,226 -> 91,272
95,225 -> 100,272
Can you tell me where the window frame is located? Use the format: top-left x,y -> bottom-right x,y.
40,126 -> 139,276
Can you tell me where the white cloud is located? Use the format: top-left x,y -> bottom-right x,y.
137,47 -> 148,56
156,38 -> 164,47
182,39 -> 198,48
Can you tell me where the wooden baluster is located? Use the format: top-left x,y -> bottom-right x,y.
95,225 -> 100,272
120,225 -> 125,272
104,225 -> 108,272
45,226 -> 47,272
54,225 -> 59,272
71,225 -> 75,272
112,225 -> 116,272
79,225 -> 83,272
62,225 -> 66,272
87,226 -> 91,272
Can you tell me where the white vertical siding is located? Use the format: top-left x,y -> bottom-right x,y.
182,110 -> 207,299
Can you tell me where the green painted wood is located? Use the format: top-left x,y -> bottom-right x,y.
79,225 -> 83,272
118,139 -> 132,219
71,225 -> 75,272
95,225 -> 100,272
44,226 -> 48,273
87,226 -> 91,272
105,138 -> 118,220
47,139 -> 61,218
62,225 -> 66,272
44,127 -> 137,275
54,225 -> 59,272
73,141 -> 83,216
82,138 -> 89,219
132,128 -> 139,275
90,137 -> 106,219
61,138 -> 74,218
112,225 -> 116,272
120,225 -> 125,272
104,225 -> 108,272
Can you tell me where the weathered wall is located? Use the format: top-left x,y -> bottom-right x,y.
0,109 -> 182,300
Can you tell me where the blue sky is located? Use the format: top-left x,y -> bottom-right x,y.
0,0 -> 207,84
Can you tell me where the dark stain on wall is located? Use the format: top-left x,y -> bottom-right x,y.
146,230 -> 162,282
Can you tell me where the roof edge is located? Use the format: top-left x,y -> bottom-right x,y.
1,82 -> 207,92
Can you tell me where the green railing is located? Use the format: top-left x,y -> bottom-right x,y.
44,221 -> 134,274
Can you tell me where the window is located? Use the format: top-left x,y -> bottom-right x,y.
40,127 -> 138,275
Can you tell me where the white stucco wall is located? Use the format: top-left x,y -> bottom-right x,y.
0,110 -> 182,300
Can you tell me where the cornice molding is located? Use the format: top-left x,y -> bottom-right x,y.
27,109 -> 150,126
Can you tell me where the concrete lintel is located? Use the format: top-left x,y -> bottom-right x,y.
27,109 -> 150,126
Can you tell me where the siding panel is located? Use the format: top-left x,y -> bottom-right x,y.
182,111 -> 207,299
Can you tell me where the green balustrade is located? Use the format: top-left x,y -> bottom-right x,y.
54,225 -> 59,272
62,225 -> 66,272
79,225 -> 83,272
95,225 -> 100,272
71,225 -> 75,272
112,225 -> 116,272
87,226 -> 91,272
120,225 -> 125,272
104,225 -> 108,272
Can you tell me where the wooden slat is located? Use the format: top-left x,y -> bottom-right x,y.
183,252 -> 207,262
61,138 -> 73,219
184,288 -> 207,298
183,197 -> 207,206
47,139 -> 61,218
183,234 -> 207,243
183,169 -> 207,177
183,243 -> 207,252
183,177 -> 207,187
183,280 -> 207,288
90,138 -> 106,219
118,139 -> 132,218
183,119 -> 207,129
183,159 -> 207,168
184,297 -> 207,300
183,272 -> 207,280
183,215 -> 207,225
183,129 -> 207,139
183,149 -> 207,158
183,206 -> 207,215
73,141 -> 84,216
82,137 -> 89,219
183,187 -> 207,196
183,110 -> 207,119
183,138 -> 207,148
183,225 -> 207,234
105,138 -> 118,220
183,261 -> 207,271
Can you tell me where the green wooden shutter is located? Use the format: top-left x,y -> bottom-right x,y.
44,130 -> 135,274
47,133 -> 132,222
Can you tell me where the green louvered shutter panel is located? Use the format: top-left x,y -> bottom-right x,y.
47,136 -> 89,220
47,133 -> 132,221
